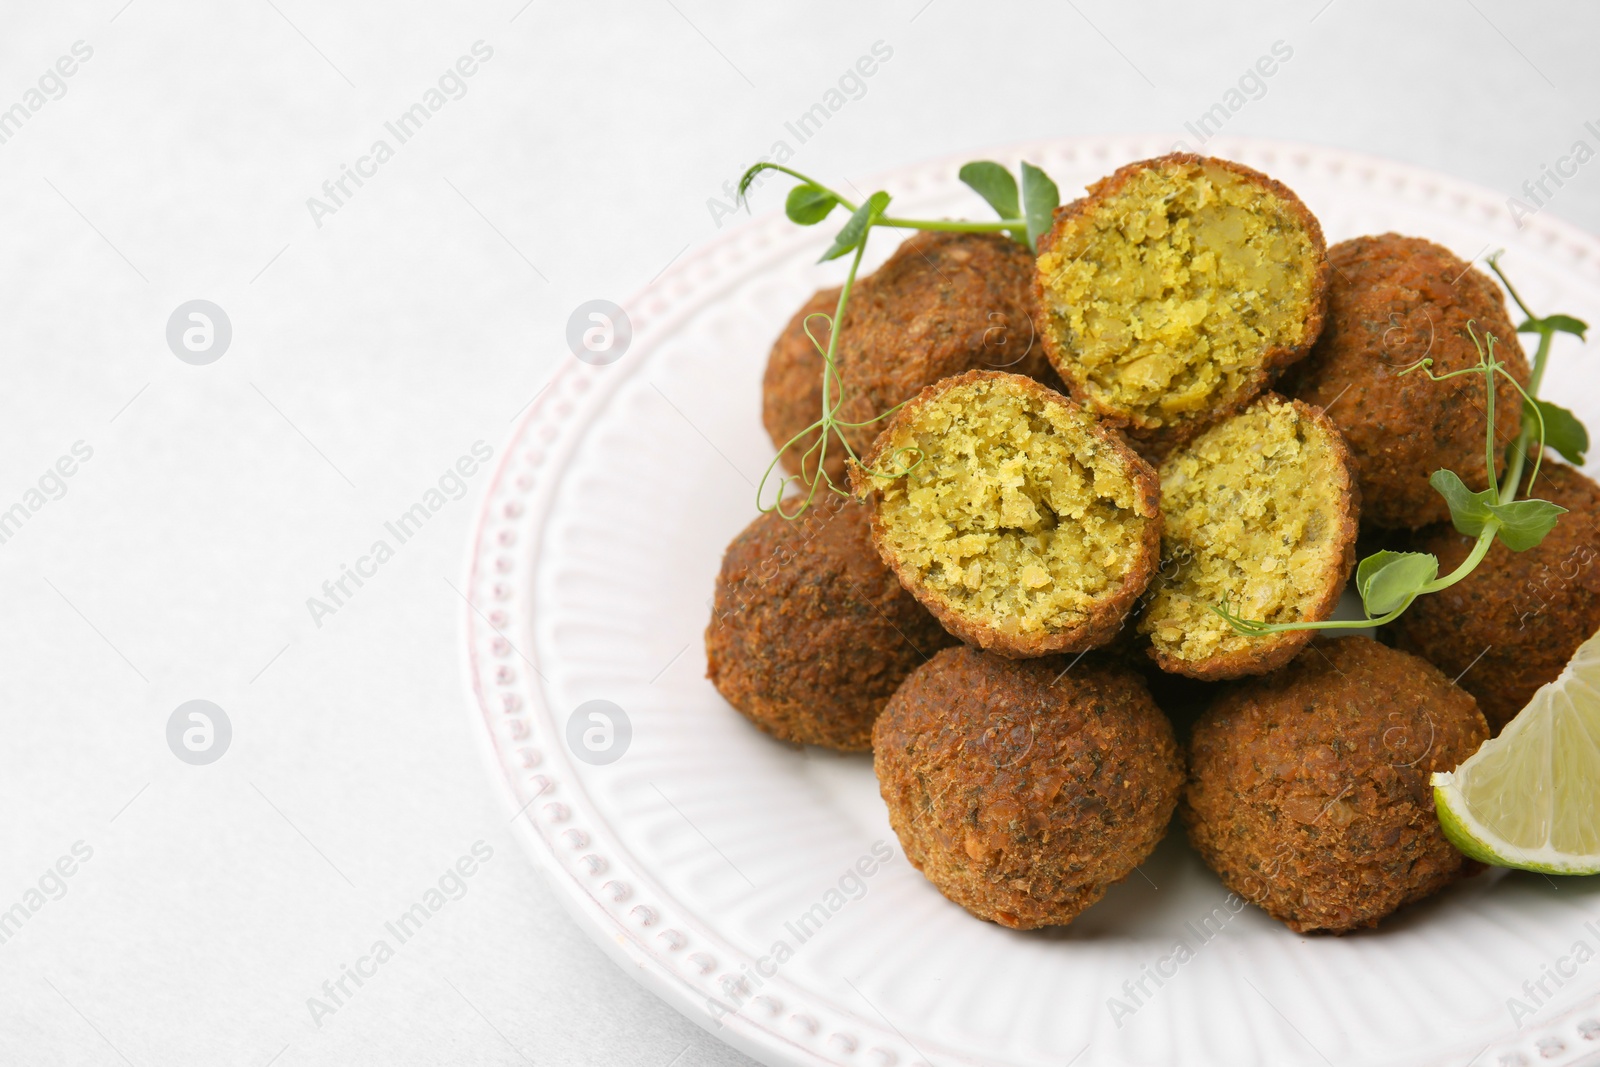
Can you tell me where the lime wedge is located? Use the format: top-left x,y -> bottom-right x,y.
1433,627 -> 1600,875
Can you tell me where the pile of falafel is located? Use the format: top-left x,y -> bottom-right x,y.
706,153 -> 1600,935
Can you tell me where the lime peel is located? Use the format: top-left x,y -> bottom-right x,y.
1432,627 -> 1600,876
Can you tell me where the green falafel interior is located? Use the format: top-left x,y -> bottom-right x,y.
1140,393 -> 1356,678
857,371 -> 1159,654
1036,155 -> 1326,441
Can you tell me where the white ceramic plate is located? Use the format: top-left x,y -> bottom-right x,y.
461,136 -> 1600,1067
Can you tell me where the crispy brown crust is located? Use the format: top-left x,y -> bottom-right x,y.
1280,233 -> 1530,528
874,646 -> 1182,928
762,231 -> 1061,483
1184,636 -> 1489,934
852,370 -> 1162,658
1034,153 -> 1330,460
1146,395 -> 1362,680
1391,462 -> 1600,732
705,494 -> 958,750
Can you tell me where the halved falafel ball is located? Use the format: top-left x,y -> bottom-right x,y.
1035,153 -> 1328,457
1281,234 -> 1530,529
1392,462 -> 1600,733
1185,636 -> 1490,934
851,370 -> 1162,658
705,494 -> 957,750
874,645 -> 1182,929
1139,393 -> 1360,679
763,231 -> 1056,484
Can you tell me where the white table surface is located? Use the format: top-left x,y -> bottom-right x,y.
1,2 -> 1597,1064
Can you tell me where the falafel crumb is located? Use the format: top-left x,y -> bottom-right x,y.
1038,158 -> 1321,431
1139,395 -> 1350,665
865,375 -> 1155,639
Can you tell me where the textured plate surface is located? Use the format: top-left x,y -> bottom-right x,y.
462,135 -> 1600,1067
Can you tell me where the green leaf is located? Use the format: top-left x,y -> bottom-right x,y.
1019,161 -> 1060,252
958,162 -> 1020,220
1430,470 -> 1568,551
1547,314 -> 1589,338
1430,469 -> 1497,538
819,191 -> 890,263
1488,498 -> 1567,551
1356,550 -> 1439,616
1354,550 -> 1394,598
785,183 -> 838,226
1526,397 -> 1590,464
1520,313 -> 1589,340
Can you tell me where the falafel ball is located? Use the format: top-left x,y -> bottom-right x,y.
763,230 -> 1056,484
874,645 -> 1182,929
1392,462 -> 1600,733
1185,636 -> 1490,934
705,493 -> 957,750
1139,393 -> 1360,679
1035,153 -> 1329,457
1281,234 -> 1530,529
852,370 -> 1162,658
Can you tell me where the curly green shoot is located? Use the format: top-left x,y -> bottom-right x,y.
754,225 -> 925,519
1215,260 -> 1589,636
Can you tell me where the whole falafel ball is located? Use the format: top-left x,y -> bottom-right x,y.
852,370 -> 1162,658
705,494 -> 957,750
1281,234 -> 1530,529
1392,462 -> 1600,733
1035,153 -> 1329,458
874,645 -> 1182,929
1184,636 -> 1489,934
763,230 -> 1054,484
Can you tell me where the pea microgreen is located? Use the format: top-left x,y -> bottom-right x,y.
1019,161 -> 1061,252
738,159 -> 1061,519
957,162 -> 1020,219
1527,398 -> 1588,465
819,192 -> 890,263
1356,551 -> 1440,616
784,183 -> 839,226
1215,255 -> 1589,635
